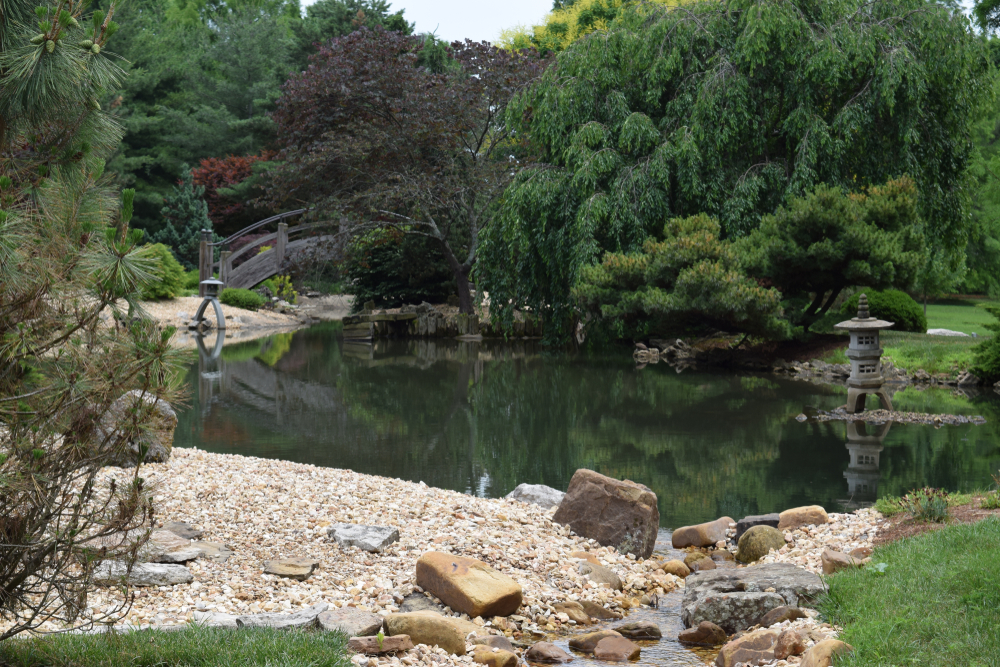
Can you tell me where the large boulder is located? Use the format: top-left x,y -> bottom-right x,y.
415,552 -> 522,618
681,563 -> 825,634
735,513 -> 780,541
714,629 -> 779,667
671,517 -> 734,548
97,390 -> 177,467
552,469 -> 659,559
777,506 -> 829,531
505,483 -> 565,510
735,525 -> 786,563
385,611 -> 482,655
94,562 -> 193,587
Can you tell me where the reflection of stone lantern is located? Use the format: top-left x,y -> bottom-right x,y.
835,294 -> 893,413
843,420 -> 890,505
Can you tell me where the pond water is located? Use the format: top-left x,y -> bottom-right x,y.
175,323 -> 1000,529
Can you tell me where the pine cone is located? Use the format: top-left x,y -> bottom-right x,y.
91,44 -> 100,55
30,34 -> 46,45
45,39 -> 55,53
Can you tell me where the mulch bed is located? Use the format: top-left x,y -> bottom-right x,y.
874,498 -> 1000,546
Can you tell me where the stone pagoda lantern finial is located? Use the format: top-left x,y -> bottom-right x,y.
834,294 -> 894,414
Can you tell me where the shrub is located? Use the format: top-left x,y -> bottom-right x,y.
896,488 -> 950,522
140,243 -> 186,300
972,304 -> 1000,382
344,229 -> 455,312
841,289 -> 927,333
219,288 -> 266,311
183,269 -> 201,290
272,275 -> 298,304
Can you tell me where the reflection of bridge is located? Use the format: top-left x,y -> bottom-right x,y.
197,210 -> 341,295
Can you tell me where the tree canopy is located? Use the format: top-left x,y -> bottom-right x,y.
479,0 -> 992,338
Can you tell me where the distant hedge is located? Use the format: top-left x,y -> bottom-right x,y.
220,288 -> 266,311
841,289 -> 927,333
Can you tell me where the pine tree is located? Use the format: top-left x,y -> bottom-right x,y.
1,1 -> 180,639
153,164 -> 215,269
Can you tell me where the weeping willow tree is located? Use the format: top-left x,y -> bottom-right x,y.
1,0 -> 182,638
480,0 -> 992,341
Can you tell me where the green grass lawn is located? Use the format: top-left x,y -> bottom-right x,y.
924,298 -> 998,337
821,517 -> 1000,667
0,626 -> 351,667
880,330 -> 979,376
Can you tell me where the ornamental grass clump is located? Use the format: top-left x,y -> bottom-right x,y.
897,488 -> 950,523
982,471 -> 1000,510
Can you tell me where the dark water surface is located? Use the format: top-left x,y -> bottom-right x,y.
175,324 -> 1000,529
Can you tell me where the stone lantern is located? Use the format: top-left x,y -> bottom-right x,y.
193,279 -> 227,331
834,294 -> 893,413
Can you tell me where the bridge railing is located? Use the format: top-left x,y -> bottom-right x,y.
197,209 -> 307,296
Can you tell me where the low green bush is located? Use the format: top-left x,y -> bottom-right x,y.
972,304 -> 1000,383
841,289 -> 927,332
898,488 -> 950,522
140,243 -> 186,300
183,269 -> 201,290
219,287 -> 266,311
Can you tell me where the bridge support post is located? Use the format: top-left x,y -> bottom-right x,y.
219,250 -> 232,287
198,229 -> 212,297
276,222 -> 288,273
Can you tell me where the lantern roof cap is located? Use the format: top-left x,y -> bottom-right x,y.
834,293 -> 894,331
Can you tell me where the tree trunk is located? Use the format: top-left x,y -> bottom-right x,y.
437,238 -> 475,314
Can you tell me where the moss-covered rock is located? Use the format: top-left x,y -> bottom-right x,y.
735,526 -> 785,563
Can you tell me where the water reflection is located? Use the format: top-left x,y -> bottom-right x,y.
174,327 -> 1000,528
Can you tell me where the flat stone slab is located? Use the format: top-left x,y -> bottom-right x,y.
328,523 -> 400,552
318,608 -> 384,636
927,328 -> 969,336
264,558 -> 320,581
735,514 -> 780,541
681,563 -> 825,634
192,541 -> 233,563
163,521 -> 204,540
236,602 -> 328,629
191,611 -> 238,628
94,562 -> 193,587
156,547 -> 202,563
505,483 -> 565,510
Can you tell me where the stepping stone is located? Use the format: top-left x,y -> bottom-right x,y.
94,562 -> 193,587
348,635 -> 414,654
318,608 -> 384,636
236,602 -> 328,629
328,524 -> 400,552
593,636 -> 640,661
264,558 -> 320,581
612,620 -> 661,639
163,521 -> 204,540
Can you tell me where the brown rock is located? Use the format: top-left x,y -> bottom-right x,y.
800,639 -> 854,667
758,605 -> 807,628
671,517 -> 735,549
554,601 -> 592,625
735,525 -> 786,563
192,541 -> 233,563
593,636 -> 641,661
264,557 -> 319,581
710,550 -> 735,562
552,469 -> 660,559
524,642 -> 574,663
690,558 -> 716,572
677,621 -> 727,646
850,546 -> 873,559
683,552 -> 709,568
569,551 -> 601,566
774,629 -> 807,660
611,621 -> 661,639
568,630 -> 622,653
714,629 -> 779,667
472,646 -> 519,667
347,635 -> 414,654
576,562 -> 623,591
415,552 -> 523,618
473,636 -> 515,652
821,548 -> 862,575
385,611 -> 482,655
660,559 -> 691,578
777,506 -> 829,531
579,600 -> 622,620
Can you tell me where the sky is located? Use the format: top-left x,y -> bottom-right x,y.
300,0 -> 554,43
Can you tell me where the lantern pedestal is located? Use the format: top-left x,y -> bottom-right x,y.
834,294 -> 894,414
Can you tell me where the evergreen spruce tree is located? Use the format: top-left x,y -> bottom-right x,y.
1,1 -> 180,638
153,164 -> 215,269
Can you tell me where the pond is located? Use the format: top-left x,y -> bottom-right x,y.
174,323 -> 1000,529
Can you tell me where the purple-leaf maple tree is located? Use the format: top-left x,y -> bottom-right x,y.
269,28 -> 545,313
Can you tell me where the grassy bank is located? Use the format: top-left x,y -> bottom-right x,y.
0,625 -> 351,667
820,517 -> 1000,667
924,298 -> 998,337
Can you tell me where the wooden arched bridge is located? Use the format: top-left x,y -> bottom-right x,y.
197,210 -> 340,295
